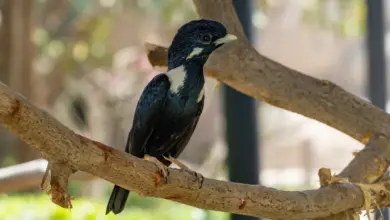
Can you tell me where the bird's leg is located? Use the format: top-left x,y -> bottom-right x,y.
144,154 -> 168,179
163,155 -> 203,187
163,155 -> 190,171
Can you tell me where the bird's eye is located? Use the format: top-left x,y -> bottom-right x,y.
200,33 -> 213,44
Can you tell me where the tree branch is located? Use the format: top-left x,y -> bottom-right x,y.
0,81 -> 390,219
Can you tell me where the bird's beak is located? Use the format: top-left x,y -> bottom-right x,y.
214,34 -> 238,45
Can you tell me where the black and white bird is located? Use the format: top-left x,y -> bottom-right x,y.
106,19 -> 237,215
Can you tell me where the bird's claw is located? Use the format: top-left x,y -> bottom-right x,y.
144,154 -> 168,183
162,155 -> 202,182
162,155 -> 190,171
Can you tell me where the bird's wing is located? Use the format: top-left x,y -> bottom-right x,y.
167,96 -> 205,158
127,73 -> 170,157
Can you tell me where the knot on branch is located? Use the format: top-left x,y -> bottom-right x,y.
41,162 -> 76,209
354,181 -> 390,220
317,168 -> 390,220
318,168 -> 349,187
317,168 -> 360,220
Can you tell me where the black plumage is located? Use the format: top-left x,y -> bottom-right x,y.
106,19 -> 237,215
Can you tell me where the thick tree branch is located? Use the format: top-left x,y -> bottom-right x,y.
0,80 -> 389,219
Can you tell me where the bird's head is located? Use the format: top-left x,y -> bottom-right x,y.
167,19 -> 237,69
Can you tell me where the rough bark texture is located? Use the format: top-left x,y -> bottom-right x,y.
1,0 -> 390,219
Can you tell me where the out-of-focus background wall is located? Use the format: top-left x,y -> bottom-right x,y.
0,0 -> 386,219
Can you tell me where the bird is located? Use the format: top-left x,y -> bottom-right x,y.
106,19 -> 237,215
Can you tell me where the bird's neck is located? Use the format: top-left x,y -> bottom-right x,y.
166,62 -> 205,95
183,62 -> 205,80
168,57 -> 206,79
168,54 -> 207,71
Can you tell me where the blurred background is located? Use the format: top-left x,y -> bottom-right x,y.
0,0 -> 387,219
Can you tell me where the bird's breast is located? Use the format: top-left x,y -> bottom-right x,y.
165,92 -> 201,115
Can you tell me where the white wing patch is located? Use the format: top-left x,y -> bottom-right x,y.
186,47 -> 203,60
166,65 -> 186,93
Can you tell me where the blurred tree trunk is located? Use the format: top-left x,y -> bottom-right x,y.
0,0 -> 39,166
34,0 -> 72,108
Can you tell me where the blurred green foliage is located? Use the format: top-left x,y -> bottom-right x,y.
33,0 -> 197,75
0,194 -> 228,220
302,0 -> 366,37
136,0 -> 197,24
258,0 -> 366,37
33,0 -> 367,79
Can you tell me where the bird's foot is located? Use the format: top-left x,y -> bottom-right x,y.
144,154 -> 168,184
162,155 -> 190,171
163,155 -> 204,188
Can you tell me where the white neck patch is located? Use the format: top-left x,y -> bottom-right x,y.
166,65 -> 186,93
186,47 -> 204,60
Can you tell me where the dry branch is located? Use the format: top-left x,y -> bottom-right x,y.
0,81 -> 389,219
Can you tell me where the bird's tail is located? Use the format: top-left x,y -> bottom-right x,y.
106,185 -> 130,215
